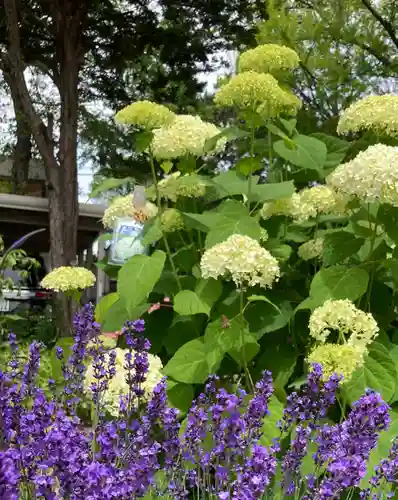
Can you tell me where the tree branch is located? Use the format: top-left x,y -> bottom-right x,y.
3,0 -> 58,180
361,0 -> 398,50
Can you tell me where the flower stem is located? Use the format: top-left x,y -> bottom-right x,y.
149,150 -> 182,291
247,123 -> 256,208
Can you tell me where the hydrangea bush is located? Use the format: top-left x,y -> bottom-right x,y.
48,42 -> 398,480
2,305 -> 398,499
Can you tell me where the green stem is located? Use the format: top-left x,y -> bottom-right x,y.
149,149 -> 182,291
247,124 -> 256,208
268,126 -> 275,178
364,209 -> 379,311
239,288 -> 254,392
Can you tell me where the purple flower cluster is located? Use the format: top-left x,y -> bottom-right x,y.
0,310 -> 397,500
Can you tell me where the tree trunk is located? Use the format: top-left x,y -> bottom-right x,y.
2,69 -> 32,194
3,0 -> 85,337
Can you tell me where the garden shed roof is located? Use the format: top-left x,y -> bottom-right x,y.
0,193 -> 104,253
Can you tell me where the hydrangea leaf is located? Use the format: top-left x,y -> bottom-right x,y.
163,316 -> 201,356
273,134 -> 327,172
195,278 -> 223,311
95,292 -> 119,324
311,133 -> 350,168
322,231 -> 365,266
250,180 -> 295,203
166,380 -> 194,413
309,265 -> 369,307
204,315 -> 259,368
236,157 -> 262,176
173,290 -> 211,316
245,295 -> 293,338
102,300 -> 149,332
343,342 -> 397,404
118,250 -> 166,314
163,338 -> 211,384
205,216 -> 262,249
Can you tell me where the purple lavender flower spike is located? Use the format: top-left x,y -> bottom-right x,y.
0,452 -> 18,500
280,363 -> 341,432
244,370 -> 273,442
281,425 -> 312,496
231,444 -> 277,499
315,389 -> 391,498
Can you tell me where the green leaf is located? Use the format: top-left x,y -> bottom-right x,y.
309,265 -> 369,307
378,205 -> 398,244
95,258 -> 121,279
141,217 -> 163,246
322,231 -> 365,266
205,216 -> 262,249
182,212 -> 224,232
204,315 -> 259,368
266,122 -> 289,139
247,295 -> 281,313
255,338 -> 297,399
235,157 -> 262,176
215,199 -> 249,218
195,278 -> 222,310
118,250 -> 166,314
102,300 -> 149,332
163,338 -> 210,384
135,130 -> 154,154
279,118 -> 297,135
167,380 -> 194,413
160,161 -> 173,174
258,396 -> 284,446
89,177 -> 134,199
344,342 -> 397,404
311,133 -> 350,168
250,181 -> 295,203
274,134 -> 327,172
204,126 -> 249,152
173,290 -> 210,316
208,170 -> 259,201
163,316 -> 201,355
95,292 -> 119,324
245,296 -> 293,338
177,154 -> 196,173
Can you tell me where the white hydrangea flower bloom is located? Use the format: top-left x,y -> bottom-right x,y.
298,238 -> 324,261
290,185 -> 348,223
151,115 -> 226,159
309,299 -> 379,348
200,234 -> 280,289
84,348 -> 163,416
327,144 -> 398,206
337,94 -> 398,138
102,195 -> 158,229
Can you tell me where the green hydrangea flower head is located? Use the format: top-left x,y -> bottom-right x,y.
41,267 -> 96,292
214,71 -> 301,117
238,44 -> 300,76
115,100 -> 175,130
160,208 -> 185,233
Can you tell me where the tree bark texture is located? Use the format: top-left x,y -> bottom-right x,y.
3,69 -> 32,194
3,0 -> 86,336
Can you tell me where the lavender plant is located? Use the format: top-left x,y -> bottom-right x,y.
0,304 -> 397,499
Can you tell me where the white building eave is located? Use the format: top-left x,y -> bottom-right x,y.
0,193 -> 104,218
